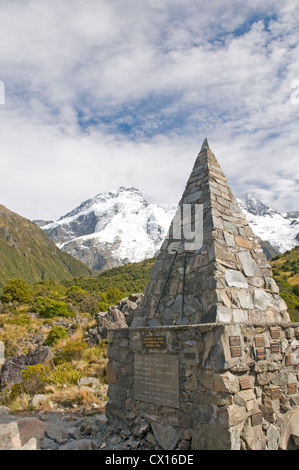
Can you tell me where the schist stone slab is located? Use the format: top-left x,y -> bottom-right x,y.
134,353 -> 179,408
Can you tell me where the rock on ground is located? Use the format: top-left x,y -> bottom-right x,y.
0,409 -> 159,451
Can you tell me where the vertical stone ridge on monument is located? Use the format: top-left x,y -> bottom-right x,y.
131,140 -> 290,327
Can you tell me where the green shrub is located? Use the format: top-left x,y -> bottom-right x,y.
34,296 -> 73,318
293,285 -> 299,297
11,364 -> 50,398
56,340 -> 88,363
48,363 -> 84,385
79,293 -> 101,314
0,279 -> 32,304
44,325 -> 68,346
65,285 -> 88,303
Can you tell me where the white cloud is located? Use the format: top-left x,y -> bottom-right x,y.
0,0 -> 298,221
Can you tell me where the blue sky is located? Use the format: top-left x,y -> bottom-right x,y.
0,0 -> 298,220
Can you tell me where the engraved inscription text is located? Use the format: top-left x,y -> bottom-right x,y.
134,353 -> 179,408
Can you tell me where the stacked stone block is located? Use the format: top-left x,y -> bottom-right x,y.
132,140 -> 289,328
106,323 -> 299,450
106,139 -> 296,450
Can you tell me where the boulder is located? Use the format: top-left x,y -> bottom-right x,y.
58,439 -> 96,450
0,341 -> 4,365
0,346 -> 53,389
0,415 -> 47,450
96,306 -> 127,340
30,394 -> 48,408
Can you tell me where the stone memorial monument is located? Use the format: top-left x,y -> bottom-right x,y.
106,140 -> 299,450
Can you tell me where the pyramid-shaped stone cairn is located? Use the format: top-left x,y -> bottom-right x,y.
132,139 -> 290,327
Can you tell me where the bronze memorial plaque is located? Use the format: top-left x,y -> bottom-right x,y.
229,336 -> 241,346
134,353 -> 179,408
255,336 -> 265,348
251,411 -> 263,427
270,342 -> 281,354
229,336 -> 242,357
239,376 -> 251,390
270,328 -> 280,340
287,383 -> 297,395
230,346 -> 242,358
285,354 -> 293,366
256,348 -> 266,361
142,336 -> 166,349
271,387 -> 282,400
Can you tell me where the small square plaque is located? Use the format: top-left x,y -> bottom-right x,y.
229,336 -> 241,347
287,383 -> 297,395
239,376 -> 251,390
270,342 -> 281,354
270,328 -> 280,339
256,348 -> 266,361
271,387 -> 282,400
251,411 -> 263,426
230,346 -> 242,357
255,336 -> 265,347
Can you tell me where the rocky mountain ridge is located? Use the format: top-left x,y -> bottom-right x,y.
237,193 -> 299,255
37,188 -> 298,271
39,187 -> 176,271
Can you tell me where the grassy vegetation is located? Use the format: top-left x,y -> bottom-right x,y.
0,258 -> 154,412
270,245 -> 299,322
0,308 -> 108,412
0,246 -> 298,413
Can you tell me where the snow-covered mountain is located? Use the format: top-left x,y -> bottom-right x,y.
237,194 -> 299,255
40,187 -> 176,271
38,189 -> 298,271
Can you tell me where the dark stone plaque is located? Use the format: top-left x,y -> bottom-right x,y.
239,376 -> 251,390
287,383 -> 297,395
142,336 -> 166,349
255,336 -> 265,348
256,348 -> 266,361
271,387 -> 282,400
270,328 -> 280,339
229,336 -> 241,346
251,411 -> 262,426
134,353 -> 179,408
230,346 -> 242,358
270,342 -> 281,354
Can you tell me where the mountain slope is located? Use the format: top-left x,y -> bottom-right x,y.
41,187 -> 176,271
0,204 -> 95,290
237,194 -> 299,254
39,189 -> 298,271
